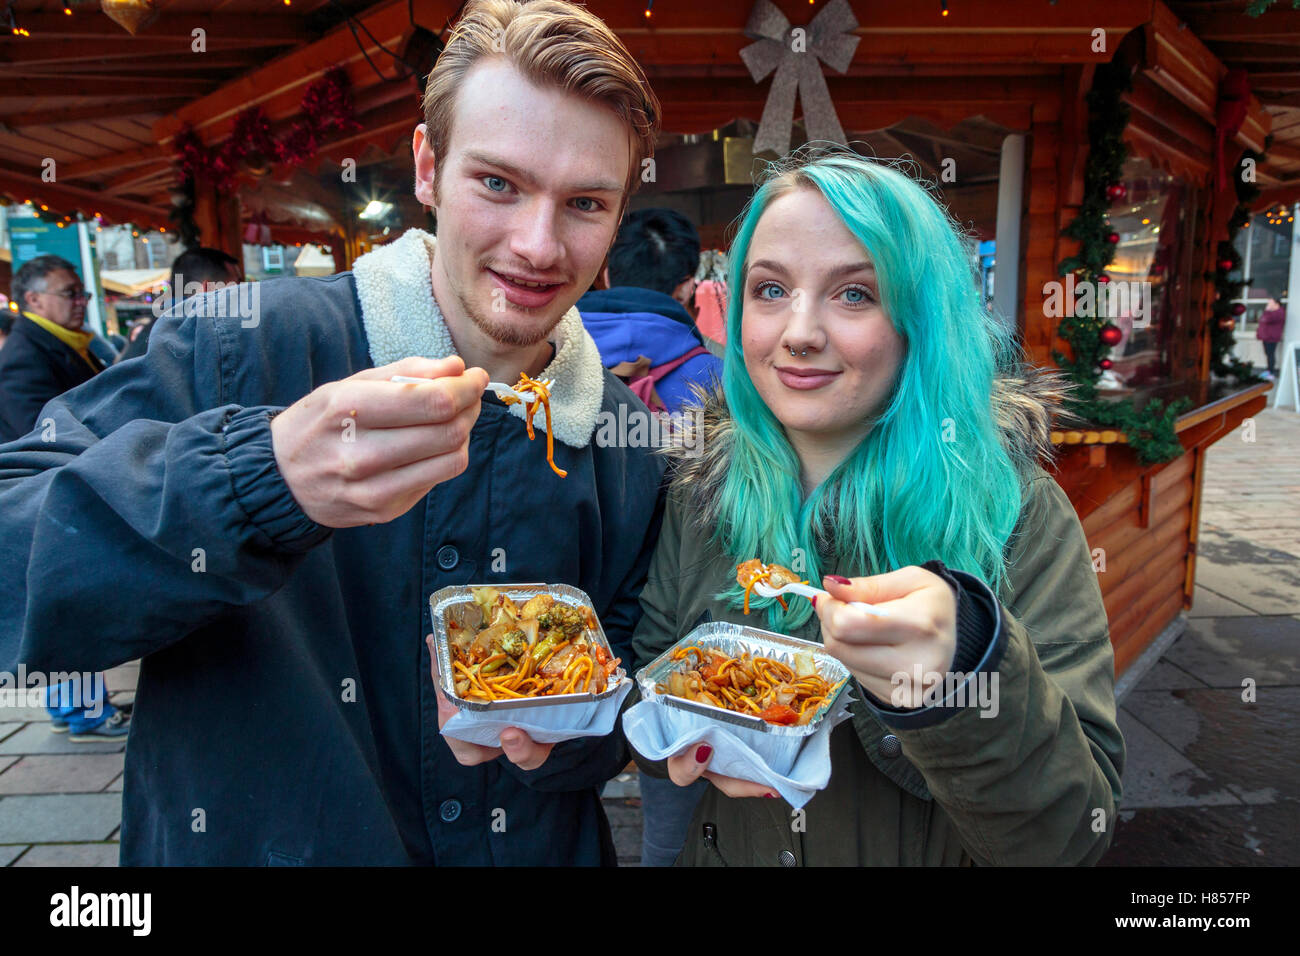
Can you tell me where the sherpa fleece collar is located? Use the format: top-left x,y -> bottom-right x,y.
351,227 -> 606,449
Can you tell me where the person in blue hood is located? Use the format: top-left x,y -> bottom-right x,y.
579,208 -> 722,414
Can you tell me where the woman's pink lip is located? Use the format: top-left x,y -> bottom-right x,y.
488,268 -> 564,309
776,367 -> 840,390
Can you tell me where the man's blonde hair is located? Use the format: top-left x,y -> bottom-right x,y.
422,0 -> 660,201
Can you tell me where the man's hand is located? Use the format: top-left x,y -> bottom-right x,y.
426,635 -> 555,771
815,568 -> 957,708
665,743 -> 778,799
271,356 -> 489,528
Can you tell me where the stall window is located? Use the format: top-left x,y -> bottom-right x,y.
1231,207 -> 1293,332
1097,156 -> 1200,392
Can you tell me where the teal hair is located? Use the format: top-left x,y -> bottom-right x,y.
716,149 -> 1031,631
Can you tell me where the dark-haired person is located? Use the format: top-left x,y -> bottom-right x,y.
0,255 -> 129,740
0,0 -> 664,865
579,208 -> 721,413
115,246 -> 243,364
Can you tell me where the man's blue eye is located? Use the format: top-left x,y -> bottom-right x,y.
574,197 -> 599,212
484,176 -> 507,192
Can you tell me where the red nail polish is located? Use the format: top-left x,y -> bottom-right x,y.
811,595 -> 818,609
825,574 -> 851,586
765,793 -> 778,798
695,745 -> 712,763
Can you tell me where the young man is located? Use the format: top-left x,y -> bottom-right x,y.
0,0 -> 663,865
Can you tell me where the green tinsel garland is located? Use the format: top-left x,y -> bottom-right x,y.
1210,146 -> 1269,382
1053,61 -> 1190,466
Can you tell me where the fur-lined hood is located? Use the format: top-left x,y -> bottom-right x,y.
668,368 -> 1070,531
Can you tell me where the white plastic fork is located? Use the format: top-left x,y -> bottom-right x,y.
752,580 -> 890,617
390,375 -> 555,404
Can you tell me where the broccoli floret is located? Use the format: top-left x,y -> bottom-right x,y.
537,604 -> 585,637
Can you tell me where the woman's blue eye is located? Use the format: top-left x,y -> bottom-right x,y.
756,282 -> 785,300
484,176 -> 507,192
842,285 -> 873,305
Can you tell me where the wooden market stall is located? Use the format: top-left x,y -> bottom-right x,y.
4,0 -> 1299,677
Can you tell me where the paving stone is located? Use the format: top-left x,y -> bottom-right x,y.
601,770 -> 641,799
0,756 -> 16,775
1100,800 -> 1300,865
12,842 -> 119,867
0,754 -> 125,795
1194,532 -> 1300,615
0,845 -> 28,866
1162,615 -> 1300,686
1122,687 -> 1300,799
104,773 -> 123,793
0,724 -> 21,744
0,724 -> 125,756
104,664 -> 139,695
0,793 -> 122,843
1130,658 -> 1209,692
0,705 -> 56,723
1116,708 -> 1241,809
1186,585 -> 1256,619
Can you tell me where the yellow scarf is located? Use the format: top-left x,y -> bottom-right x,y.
21,310 -> 99,372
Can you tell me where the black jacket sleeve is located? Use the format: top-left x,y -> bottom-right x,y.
0,295 -> 332,674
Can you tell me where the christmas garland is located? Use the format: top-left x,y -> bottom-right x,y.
173,68 -> 361,196
1210,144 -> 1269,381
1053,61 -> 1190,466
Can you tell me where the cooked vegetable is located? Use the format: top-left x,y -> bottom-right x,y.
656,646 -> 842,726
734,560 -> 808,614
443,591 -> 619,701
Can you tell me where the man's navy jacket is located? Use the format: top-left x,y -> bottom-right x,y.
0,272 -> 665,865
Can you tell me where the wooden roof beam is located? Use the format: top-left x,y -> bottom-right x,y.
4,76 -> 213,97
0,99 -> 191,127
103,162 -> 176,196
1,13 -> 308,42
0,37 -> 295,66
1182,10 -> 1300,41
0,162 -> 165,226
154,0 -> 415,146
60,145 -> 169,181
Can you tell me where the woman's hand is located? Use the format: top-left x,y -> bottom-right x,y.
426,635 -> 555,771
816,568 -> 957,709
666,744 -> 778,799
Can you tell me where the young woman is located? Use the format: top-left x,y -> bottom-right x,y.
629,147 -> 1125,866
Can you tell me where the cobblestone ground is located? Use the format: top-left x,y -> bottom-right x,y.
3,408 -> 1296,866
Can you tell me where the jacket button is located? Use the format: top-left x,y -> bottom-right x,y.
438,799 -> 462,823
879,734 -> 902,758
436,545 -> 459,571
778,849 -> 797,867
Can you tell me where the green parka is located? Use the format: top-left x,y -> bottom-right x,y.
629,383 -> 1126,866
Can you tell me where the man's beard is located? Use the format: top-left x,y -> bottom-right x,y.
458,276 -> 568,348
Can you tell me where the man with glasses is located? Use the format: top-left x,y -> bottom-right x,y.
0,254 -> 130,740
0,255 -> 102,442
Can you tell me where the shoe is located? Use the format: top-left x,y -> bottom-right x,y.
49,717 -> 69,734
67,710 -> 130,742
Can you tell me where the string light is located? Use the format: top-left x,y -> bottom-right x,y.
63,6 -> 71,15
941,0 -> 949,15
644,0 -> 652,19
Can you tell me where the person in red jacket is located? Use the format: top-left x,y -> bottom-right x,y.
1257,295 -> 1286,380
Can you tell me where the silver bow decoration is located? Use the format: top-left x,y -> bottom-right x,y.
739,0 -> 860,157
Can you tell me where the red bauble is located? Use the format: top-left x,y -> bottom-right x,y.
1099,358 -> 1114,371
1107,232 -> 1121,244
1097,274 -> 1111,284
1100,324 -> 1123,346
1217,258 -> 1234,271
1231,302 -> 1247,315
1105,184 -> 1127,201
